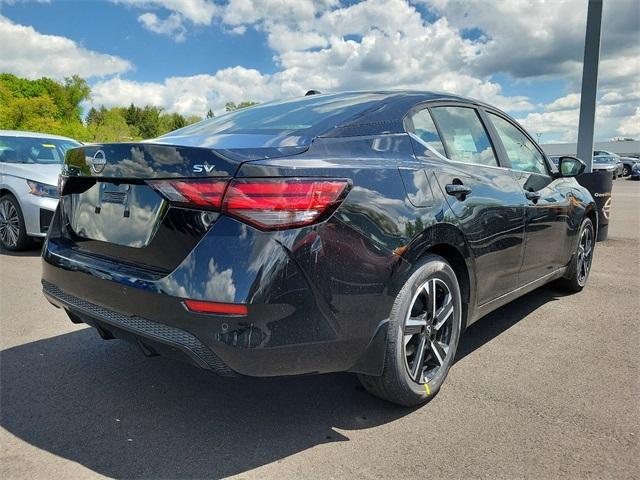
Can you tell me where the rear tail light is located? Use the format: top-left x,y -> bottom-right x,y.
223,179 -> 350,230
149,177 -> 350,230
148,178 -> 227,208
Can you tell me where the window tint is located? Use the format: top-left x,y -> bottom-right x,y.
407,109 -> 446,156
488,113 -> 548,175
430,107 -> 498,166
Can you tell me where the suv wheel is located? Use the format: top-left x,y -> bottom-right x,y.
358,254 -> 462,406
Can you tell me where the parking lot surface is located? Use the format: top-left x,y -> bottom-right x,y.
1,179 -> 638,480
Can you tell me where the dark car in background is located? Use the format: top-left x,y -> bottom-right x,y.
41,91 -> 597,406
619,156 -> 639,177
631,162 -> 640,180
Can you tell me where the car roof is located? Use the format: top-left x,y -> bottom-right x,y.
312,90 -> 496,137
323,89 -> 491,112
0,130 -> 79,142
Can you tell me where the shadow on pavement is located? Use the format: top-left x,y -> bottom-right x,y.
456,284 -> 569,363
1,284 -> 568,479
0,244 -> 42,257
0,328 -> 409,479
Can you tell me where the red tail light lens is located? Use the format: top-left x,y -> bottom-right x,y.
148,179 -> 227,208
183,299 -> 247,316
222,178 -> 350,230
149,177 -> 350,230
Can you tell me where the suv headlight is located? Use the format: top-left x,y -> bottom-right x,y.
27,180 -> 59,198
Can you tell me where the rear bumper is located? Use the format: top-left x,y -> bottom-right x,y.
43,280 -> 237,375
42,213 -> 395,377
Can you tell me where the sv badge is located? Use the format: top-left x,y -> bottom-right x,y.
193,164 -> 217,173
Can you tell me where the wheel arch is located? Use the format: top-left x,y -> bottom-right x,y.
0,186 -> 20,204
392,222 -> 476,331
585,202 -> 598,233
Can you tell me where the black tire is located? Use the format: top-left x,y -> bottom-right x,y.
0,194 -> 33,251
358,254 -> 462,406
556,217 -> 595,293
622,165 -> 630,177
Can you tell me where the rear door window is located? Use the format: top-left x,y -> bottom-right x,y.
430,107 -> 498,167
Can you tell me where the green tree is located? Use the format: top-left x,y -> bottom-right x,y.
0,74 -> 204,142
87,109 -> 134,142
225,101 -> 258,112
0,95 -> 58,130
160,112 -> 187,133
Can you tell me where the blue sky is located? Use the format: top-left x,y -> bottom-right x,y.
0,0 -> 638,142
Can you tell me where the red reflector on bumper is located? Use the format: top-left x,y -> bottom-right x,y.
183,299 -> 248,316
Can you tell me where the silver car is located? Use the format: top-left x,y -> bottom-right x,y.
594,150 -> 624,178
592,155 -> 619,179
0,130 -> 80,250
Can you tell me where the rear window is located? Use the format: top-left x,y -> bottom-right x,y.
0,136 -> 80,164
594,157 -> 613,164
163,93 -> 385,139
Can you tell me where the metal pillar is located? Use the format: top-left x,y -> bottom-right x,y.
576,0 -> 603,172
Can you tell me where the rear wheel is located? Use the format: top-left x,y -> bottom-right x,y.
622,165 -> 630,176
358,254 -> 462,406
556,217 -> 594,292
0,194 -> 32,251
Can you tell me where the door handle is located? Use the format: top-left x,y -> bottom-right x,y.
525,190 -> 541,202
445,183 -> 472,200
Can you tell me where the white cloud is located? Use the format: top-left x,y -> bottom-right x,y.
90,67 -> 293,116
138,12 -> 186,42
92,0 -> 534,117
113,0 -> 218,25
6,0 -> 634,142
114,0 -> 218,39
545,94 -> 581,112
617,108 -> 640,138
426,0 -> 640,141
0,15 -> 131,79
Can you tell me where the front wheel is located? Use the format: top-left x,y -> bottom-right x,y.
556,217 -> 595,292
358,254 -> 462,406
622,165 -> 630,177
0,194 -> 32,251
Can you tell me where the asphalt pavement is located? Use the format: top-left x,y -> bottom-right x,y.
1,178 -> 638,479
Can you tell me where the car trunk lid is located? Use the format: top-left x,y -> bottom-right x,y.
55,141 -> 306,274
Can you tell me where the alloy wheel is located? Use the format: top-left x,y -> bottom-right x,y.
403,278 -> 455,384
0,199 -> 20,248
576,225 -> 593,286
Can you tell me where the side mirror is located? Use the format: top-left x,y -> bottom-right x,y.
557,156 -> 585,177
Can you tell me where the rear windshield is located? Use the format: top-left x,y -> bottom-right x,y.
594,157 -> 614,164
163,93 -> 384,139
0,136 -> 80,164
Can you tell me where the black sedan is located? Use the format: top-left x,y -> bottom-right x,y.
42,91 -> 597,406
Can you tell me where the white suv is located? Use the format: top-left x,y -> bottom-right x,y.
0,130 -> 80,250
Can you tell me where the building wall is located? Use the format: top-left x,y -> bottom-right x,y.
542,141 -> 640,158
